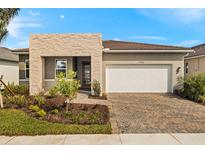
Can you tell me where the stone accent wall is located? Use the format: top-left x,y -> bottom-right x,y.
30,34 -> 103,95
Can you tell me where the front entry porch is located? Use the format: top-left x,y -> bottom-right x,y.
43,56 -> 91,91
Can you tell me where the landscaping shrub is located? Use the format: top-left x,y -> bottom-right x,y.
3,95 -> 15,105
60,109 -> 105,124
13,95 -> 27,107
176,73 -> 205,102
37,109 -> 47,117
35,89 -> 46,96
29,105 -> 40,112
4,95 -> 27,107
73,111 -> 87,124
2,82 -> 29,96
198,95 -> 205,104
51,109 -> 59,114
90,111 -> 102,124
48,86 -> 58,98
34,95 -> 45,106
91,79 -> 101,96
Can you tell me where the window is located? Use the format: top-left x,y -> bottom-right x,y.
185,63 -> 189,74
55,59 -> 67,78
25,59 -> 29,79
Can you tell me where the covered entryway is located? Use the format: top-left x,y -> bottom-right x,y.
106,64 -> 171,93
43,56 -> 92,91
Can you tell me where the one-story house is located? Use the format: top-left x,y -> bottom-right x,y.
12,33 -> 193,95
184,43 -> 205,77
0,47 -> 19,85
12,48 -> 29,85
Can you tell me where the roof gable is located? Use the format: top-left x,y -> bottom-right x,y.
0,47 -> 18,62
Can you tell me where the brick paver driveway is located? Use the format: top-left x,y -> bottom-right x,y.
108,93 -> 205,133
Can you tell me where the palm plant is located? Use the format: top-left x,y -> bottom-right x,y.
0,8 -> 20,43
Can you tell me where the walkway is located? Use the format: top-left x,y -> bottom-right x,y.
1,134 -> 205,145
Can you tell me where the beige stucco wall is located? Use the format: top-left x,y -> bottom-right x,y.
44,57 -> 73,79
0,60 -> 19,85
199,57 -> 205,72
102,52 -> 186,93
185,56 -> 205,77
29,34 -> 102,95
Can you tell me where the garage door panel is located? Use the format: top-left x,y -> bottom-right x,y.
106,65 -> 171,93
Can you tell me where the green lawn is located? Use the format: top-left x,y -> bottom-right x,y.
0,109 -> 112,136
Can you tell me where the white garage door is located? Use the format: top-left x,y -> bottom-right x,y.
106,65 -> 171,93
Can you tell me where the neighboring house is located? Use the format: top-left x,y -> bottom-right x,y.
12,48 -> 29,85
12,33 -> 193,95
184,43 -> 205,77
0,47 -> 19,85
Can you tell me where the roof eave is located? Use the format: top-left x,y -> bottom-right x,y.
0,58 -> 19,62
185,54 -> 205,60
12,51 -> 29,54
103,49 -> 194,53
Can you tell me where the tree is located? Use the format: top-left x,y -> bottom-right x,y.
56,70 -> 80,112
0,8 -> 20,43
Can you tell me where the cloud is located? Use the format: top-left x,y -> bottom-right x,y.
28,10 -> 40,16
137,9 -> 205,25
7,17 -> 43,39
113,38 -> 121,41
60,14 -> 65,19
131,36 -> 167,40
175,40 -> 201,47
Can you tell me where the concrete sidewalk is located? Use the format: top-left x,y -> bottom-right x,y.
1,134 -> 205,145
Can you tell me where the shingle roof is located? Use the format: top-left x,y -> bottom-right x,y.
10,41 -> 191,55
103,40 -> 190,50
0,47 -> 18,62
185,43 -> 205,58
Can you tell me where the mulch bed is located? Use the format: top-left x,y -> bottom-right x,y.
44,103 -> 109,124
4,95 -> 110,125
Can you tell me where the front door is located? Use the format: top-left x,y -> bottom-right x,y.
82,61 -> 91,89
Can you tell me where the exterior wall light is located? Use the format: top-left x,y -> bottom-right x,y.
176,67 -> 181,74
